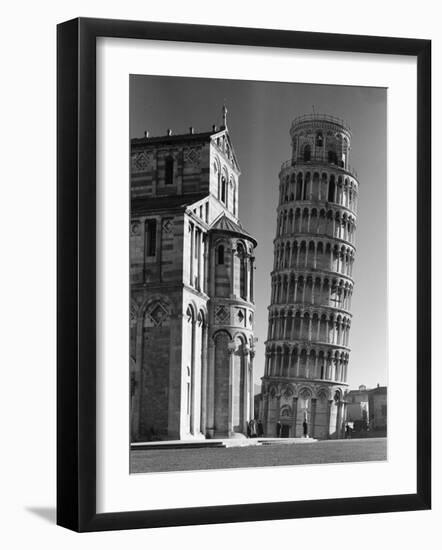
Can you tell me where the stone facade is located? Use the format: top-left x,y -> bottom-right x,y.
346,385 -> 370,430
261,114 -> 359,439
347,384 -> 387,433
130,114 -> 257,442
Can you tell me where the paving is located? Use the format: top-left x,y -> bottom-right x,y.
130,437 -> 387,474
130,436 -> 317,451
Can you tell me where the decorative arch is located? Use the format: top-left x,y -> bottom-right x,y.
212,328 -> 233,342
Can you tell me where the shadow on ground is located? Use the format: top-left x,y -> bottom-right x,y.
26,507 -> 56,524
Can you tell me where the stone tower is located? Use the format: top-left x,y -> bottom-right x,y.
261,114 -> 359,439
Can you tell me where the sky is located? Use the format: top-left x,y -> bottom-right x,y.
130,75 -> 387,390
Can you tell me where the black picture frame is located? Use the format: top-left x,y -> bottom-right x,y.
57,17 -> 431,532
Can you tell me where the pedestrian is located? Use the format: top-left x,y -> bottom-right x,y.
257,419 -> 264,437
276,421 -> 282,438
303,419 -> 308,438
249,419 -> 257,438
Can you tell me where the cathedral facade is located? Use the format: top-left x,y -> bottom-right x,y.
261,114 -> 359,439
130,111 -> 257,442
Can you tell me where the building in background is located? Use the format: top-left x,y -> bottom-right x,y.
347,384 -> 387,435
130,109 -> 257,441
261,114 -> 359,439
346,384 -> 369,431
368,384 -> 387,432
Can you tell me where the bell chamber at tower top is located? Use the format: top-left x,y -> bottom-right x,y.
278,115 -> 359,214
288,114 -> 353,173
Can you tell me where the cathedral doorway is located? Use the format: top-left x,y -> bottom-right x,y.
281,424 -> 290,438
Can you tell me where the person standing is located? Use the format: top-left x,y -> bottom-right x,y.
249,418 -> 257,438
257,419 -> 264,437
276,420 -> 282,438
303,419 -> 308,438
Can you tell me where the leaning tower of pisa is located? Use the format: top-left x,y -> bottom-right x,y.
261,114 -> 359,440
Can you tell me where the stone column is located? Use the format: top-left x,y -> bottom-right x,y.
283,313 -> 288,340
202,234 -> 208,294
189,223 -> 194,285
275,394 -> 281,436
228,346 -> 235,435
158,217 -> 163,282
242,349 -> 249,432
326,399 -> 333,438
263,391 -> 270,436
250,257 -> 255,302
291,396 -> 298,437
244,255 -> 250,301
249,351 -> 255,420
200,323 -> 209,436
134,314 -> 144,440
336,399 -> 344,438
311,398 -> 317,437
190,318 -> 197,435
197,230 -> 203,292
230,247 -> 236,298
206,336 -> 215,438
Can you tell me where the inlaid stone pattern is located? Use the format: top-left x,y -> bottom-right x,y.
131,150 -> 154,172
184,147 -> 201,166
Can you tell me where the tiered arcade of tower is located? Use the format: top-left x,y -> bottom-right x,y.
261,114 -> 359,439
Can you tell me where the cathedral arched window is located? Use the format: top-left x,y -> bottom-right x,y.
237,244 -> 247,300
165,155 -> 174,185
145,219 -> 157,257
217,245 -> 225,265
221,175 -> 227,204
316,132 -> 323,147
303,144 -> 311,162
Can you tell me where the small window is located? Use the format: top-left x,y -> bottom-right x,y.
221,176 -> 227,203
328,150 -> 338,164
165,156 -> 174,185
295,175 -> 302,200
328,177 -> 336,202
303,144 -> 311,162
316,132 -> 323,147
217,245 -> 225,265
145,219 -> 157,256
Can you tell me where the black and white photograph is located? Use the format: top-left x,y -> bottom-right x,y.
129,75 -> 388,474
0,0 -> 436,542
